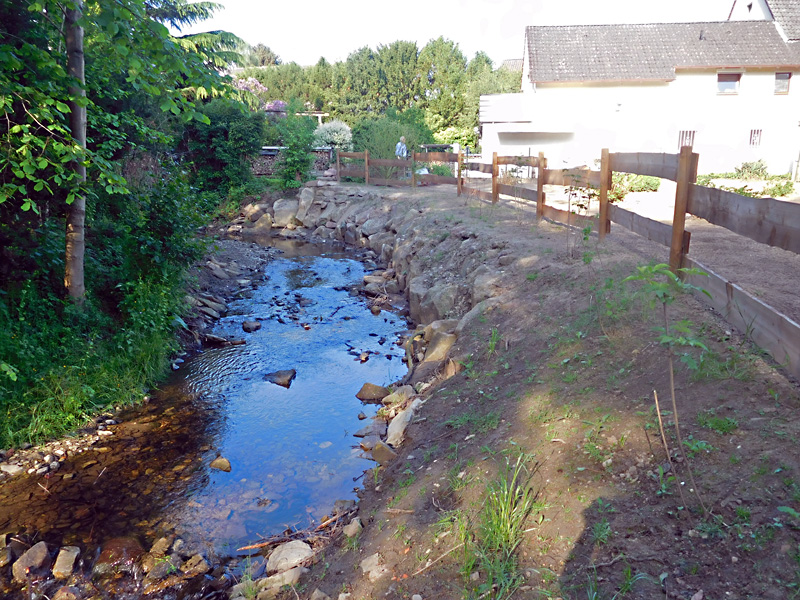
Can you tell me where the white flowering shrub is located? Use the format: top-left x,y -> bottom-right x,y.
313,120 -> 352,150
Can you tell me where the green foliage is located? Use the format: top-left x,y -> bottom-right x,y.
352,107 -> 433,160
313,120 -> 352,150
697,409 -> 739,435
609,173 -> 661,203
428,163 -> 453,177
735,159 -> 768,180
434,126 -> 477,151
763,180 -> 794,198
184,98 -> 266,192
273,100 -> 316,189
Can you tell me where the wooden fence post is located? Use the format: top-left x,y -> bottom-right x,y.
536,152 -> 546,220
598,148 -> 611,239
364,150 -> 369,185
336,149 -> 340,183
457,150 -> 463,196
411,152 -> 416,189
492,152 -> 499,203
669,145 -> 695,272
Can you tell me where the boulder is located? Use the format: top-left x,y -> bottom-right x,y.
360,218 -> 385,237
12,541 -> 51,582
371,441 -> 397,466
266,541 -> 313,574
0,463 -> 23,476
181,553 -> 211,577
210,457 -> 231,472
249,213 -> 274,234
423,319 -> 460,342
256,566 -> 309,598
92,537 -> 144,578
264,369 -> 296,388
243,203 -> 270,222
295,188 -> 316,226
360,552 -> 389,582
0,534 -> 12,568
310,589 -> 331,600
242,320 -> 261,333
353,420 -> 387,439
52,587 -> 81,600
419,284 -> 459,324
386,399 -> 423,447
342,518 -> 363,538
52,546 -> 80,579
272,199 -> 300,227
423,332 -> 457,363
407,277 -> 429,323
355,382 -> 390,402
472,271 -> 502,305
381,385 -> 415,406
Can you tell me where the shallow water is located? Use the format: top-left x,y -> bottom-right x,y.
0,239 -> 407,562
166,240 -> 407,554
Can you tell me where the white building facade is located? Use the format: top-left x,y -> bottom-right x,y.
481,4 -> 800,175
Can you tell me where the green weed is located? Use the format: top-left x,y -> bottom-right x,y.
697,409 -> 739,435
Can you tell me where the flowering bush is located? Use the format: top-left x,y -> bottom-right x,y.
313,120 -> 352,150
265,99 -> 288,114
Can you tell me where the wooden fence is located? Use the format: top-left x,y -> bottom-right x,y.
337,151 -> 461,191
335,146 -> 800,379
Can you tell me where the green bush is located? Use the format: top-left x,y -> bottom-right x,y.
184,98 -> 266,192
735,159 -> 768,180
609,173 -> 661,202
763,180 -> 794,198
428,163 -> 453,177
433,126 -> 477,151
352,107 -> 433,160
272,99 -> 316,189
313,119 -> 352,150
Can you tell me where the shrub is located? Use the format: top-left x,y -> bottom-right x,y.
433,126 -> 478,152
763,180 -> 794,198
273,99 -> 316,189
313,120 -> 352,150
735,159 -> 768,180
351,107 -> 433,160
609,173 -> 661,202
428,163 -> 453,177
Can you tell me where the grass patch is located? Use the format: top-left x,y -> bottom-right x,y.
445,410 -> 501,434
697,409 -> 739,435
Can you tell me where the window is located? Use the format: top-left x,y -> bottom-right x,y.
775,72 -> 791,94
750,129 -> 762,147
717,73 -> 741,94
678,130 -> 696,149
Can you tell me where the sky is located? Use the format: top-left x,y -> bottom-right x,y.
181,0 -> 738,67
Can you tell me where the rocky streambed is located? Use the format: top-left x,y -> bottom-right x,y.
0,180 -> 515,599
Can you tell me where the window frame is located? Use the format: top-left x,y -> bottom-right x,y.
717,72 -> 742,95
775,72 -> 791,95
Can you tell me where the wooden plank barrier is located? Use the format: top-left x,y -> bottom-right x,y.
415,151 -> 459,163
497,156 -> 541,167
683,257 -> 800,380
417,174 -> 458,185
687,185 -> 800,255
338,152 -> 364,159
463,162 -> 494,175
338,168 -> 366,179
542,168 -> 602,189
461,185 -> 494,203
541,204 -> 599,230
497,183 -> 537,202
609,152 -> 682,182
608,204 -> 690,250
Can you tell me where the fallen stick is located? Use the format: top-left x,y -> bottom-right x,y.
411,542 -> 464,577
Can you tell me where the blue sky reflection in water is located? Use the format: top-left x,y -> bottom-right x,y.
169,247 -> 406,555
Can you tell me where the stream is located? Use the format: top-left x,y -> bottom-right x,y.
0,238 -> 407,565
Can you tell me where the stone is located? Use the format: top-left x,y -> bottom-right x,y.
360,218 -> 385,237
422,319 -> 460,342
207,263 -> 230,280
243,203 -> 269,222
257,566 -> 308,596
250,213 -> 274,234
181,553 -> 211,577
360,552 -> 388,582
423,332 -> 457,363
0,534 -> 12,568
52,587 -> 81,600
266,540 -> 313,574
472,271 -> 502,305
381,385 -> 415,406
52,546 -> 80,579
295,188 -> 316,226
264,369 -> 297,388
242,320 -> 261,333
210,457 -> 231,472
407,277 -> 429,323
12,541 -> 51,582
353,420 -> 387,439
149,537 -> 172,558
0,463 -> 23,476
197,306 -> 221,319
92,537 -> 144,578
342,518 -> 363,538
272,199 -> 300,227
333,499 -> 356,514
371,441 -> 398,466
386,399 -> 423,447
310,589 -> 331,600
419,283 -> 459,325
355,382 -> 390,403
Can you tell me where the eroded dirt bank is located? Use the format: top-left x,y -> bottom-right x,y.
2,181 -> 800,600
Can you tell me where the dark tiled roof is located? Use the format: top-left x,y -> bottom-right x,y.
526,21 -> 800,83
500,58 -> 523,72
768,0 -> 800,40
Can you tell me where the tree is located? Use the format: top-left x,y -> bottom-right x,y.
417,37 -> 467,133
248,43 -> 281,66
377,41 -> 420,111
331,47 -> 384,122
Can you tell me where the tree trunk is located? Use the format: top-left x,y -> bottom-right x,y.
64,1 -> 86,303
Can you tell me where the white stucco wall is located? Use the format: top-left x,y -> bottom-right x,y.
481,68 -> 800,175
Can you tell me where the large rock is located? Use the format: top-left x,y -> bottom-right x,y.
0,463 -> 23,476
181,553 -> 211,577
423,319 -> 460,342
264,369 -> 296,388
381,385 -> 415,406
52,587 -> 81,600
360,553 -> 389,582
12,541 -> 51,582
386,399 -> 423,447
423,332 -> 457,363
353,420 -> 387,439
210,456 -> 232,472
266,541 -> 313,574
0,534 -> 12,568
419,283 -> 459,324
371,441 -> 397,466
367,232 -> 395,254
360,218 -> 385,237
92,537 -> 144,578
355,382 -> 390,402
52,546 -> 80,579
249,213 -> 274,234
295,188 -> 316,226
243,203 -> 270,222
472,270 -> 502,305
242,320 -> 261,333
342,518 -> 363,538
407,277 -> 429,323
272,199 -> 300,228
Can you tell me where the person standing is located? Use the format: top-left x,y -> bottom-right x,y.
395,136 -> 408,160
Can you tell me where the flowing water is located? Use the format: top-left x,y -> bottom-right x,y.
0,239 -> 407,563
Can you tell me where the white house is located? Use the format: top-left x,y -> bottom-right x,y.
480,0 -> 800,175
